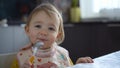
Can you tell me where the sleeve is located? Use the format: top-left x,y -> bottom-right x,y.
11,43 -> 32,68
17,49 -> 33,67
57,46 -> 74,66
64,49 -> 74,66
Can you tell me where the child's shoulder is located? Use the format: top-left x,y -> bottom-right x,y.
56,46 -> 69,54
20,43 -> 32,51
17,47 -> 32,57
56,46 -> 68,51
17,43 -> 32,56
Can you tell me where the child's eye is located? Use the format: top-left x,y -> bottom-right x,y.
49,27 -> 55,31
35,25 -> 41,28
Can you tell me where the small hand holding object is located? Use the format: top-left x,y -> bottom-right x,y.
22,42 -> 44,68
30,41 -> 44,64
22,59 -> 34,68
76,57 -> 94,64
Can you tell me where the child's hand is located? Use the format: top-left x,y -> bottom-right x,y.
76,57 -> 94,64
21,60 -> 33,68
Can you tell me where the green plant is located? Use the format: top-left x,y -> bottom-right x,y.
71,0 -> 79,7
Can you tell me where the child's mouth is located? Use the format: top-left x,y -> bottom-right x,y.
37,38 -> 48,42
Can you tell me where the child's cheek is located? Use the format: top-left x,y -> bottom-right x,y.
49,36 -> 56,44
29,34 -> 37,44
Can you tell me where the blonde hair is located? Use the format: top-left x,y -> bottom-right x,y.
26,3 -> 65,44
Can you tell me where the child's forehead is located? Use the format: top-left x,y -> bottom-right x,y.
31,11 -> 60,26
33,10 -> 59,21
35,10 -> 58,17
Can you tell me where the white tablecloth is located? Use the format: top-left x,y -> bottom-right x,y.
67,50 -> 120,68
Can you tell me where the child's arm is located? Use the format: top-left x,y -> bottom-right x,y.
16,50 -> 34,68
11,58 -> 34,68
18,58 -> 33,68
76,57 -> 94,64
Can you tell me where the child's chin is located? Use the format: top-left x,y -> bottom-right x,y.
40,46 -> 51,50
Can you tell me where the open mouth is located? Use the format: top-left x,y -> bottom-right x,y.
37,38 -> 48,42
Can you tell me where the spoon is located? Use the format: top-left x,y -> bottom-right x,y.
30,41 -> 44,64
33,41 -> 44,55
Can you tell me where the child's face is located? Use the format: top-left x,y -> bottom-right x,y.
25,11 -> 60,49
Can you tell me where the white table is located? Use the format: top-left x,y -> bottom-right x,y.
67,50 -> 120,68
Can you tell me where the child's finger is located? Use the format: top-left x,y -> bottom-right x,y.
22,59 -> 32,68
76,58 -> 87,63
22,63 -> 30,68
76,57 -> 94,64
86,57 -> 94,63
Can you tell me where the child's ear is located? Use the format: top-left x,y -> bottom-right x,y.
24,26 -> 29,35
57,32 -> 61,39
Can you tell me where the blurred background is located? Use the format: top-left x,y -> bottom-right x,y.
0,0 -> 120,63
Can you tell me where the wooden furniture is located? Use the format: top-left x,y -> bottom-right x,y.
61,23 -> 120,63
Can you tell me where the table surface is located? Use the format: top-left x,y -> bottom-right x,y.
67,50 -> 120,68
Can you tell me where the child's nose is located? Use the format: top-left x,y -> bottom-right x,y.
39,30 -> 47,36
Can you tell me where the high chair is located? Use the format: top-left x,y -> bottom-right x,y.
0,52 -> 17,68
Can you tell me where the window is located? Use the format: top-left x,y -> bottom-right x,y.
80,0 -> 120,18
93,0 -> 120,13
